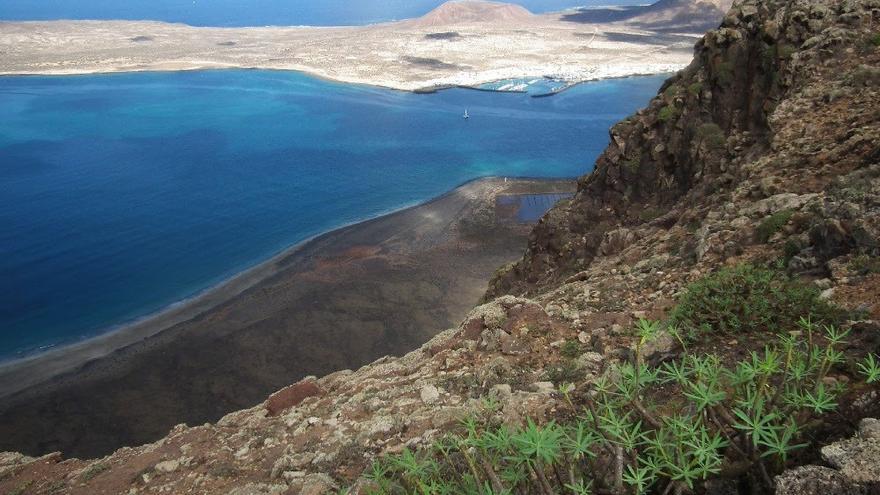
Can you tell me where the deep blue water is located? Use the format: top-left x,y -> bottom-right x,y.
0,70 -> 666,361
0,0 -> 637,27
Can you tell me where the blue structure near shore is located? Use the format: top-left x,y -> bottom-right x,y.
0,70 -> 667,361
497,193 -> 575,222
476,78 -> 572,97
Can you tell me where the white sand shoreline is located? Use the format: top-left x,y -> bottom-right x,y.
0,62 -> 689,94
0,5 -> 698,92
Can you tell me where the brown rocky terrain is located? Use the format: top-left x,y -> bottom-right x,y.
1,0 -> 879,493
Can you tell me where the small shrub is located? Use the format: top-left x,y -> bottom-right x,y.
756,209 -> 794,243
639,207 -> 666,222
658,105 -> 679,122
849,254 -> 880,275
696,123 -> 726,151
760,42 -> 776,67
847,65 -> 880,87
544,360 -> 585,384
776,43 -> 797,59
80,462 -> 109,482
783,238 -> 802,261
8,481 -> 34,495
623,158 -> 640,173
869,32 -> 880,47
688,81 -> 703,97
715,61 -> 735,86
669,264 -> 843,336
45,480 -> 67,494
131,464 -> 158,485
365,319 -> 871,495
561,340 -> 583,359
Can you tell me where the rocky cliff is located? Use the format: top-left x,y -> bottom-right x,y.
1,0 -> 879,494
489,0 -> 880,299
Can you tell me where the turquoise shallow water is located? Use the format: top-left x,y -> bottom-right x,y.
0,70 -> 667,361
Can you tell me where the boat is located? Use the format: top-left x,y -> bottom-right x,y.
463,109 -> 469,119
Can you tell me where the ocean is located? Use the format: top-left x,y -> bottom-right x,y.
0,70 -> 667,362
0,0 -> 637,27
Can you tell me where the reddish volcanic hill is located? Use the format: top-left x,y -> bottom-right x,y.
410,0 -> 535,27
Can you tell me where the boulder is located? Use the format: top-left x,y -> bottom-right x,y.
420,385 -> 441,405
155,459 -> 180,473
599,228 -> 636,256
266,380 -> 322,417
821,422 -> 880,483
300,473 -> 338,495
775,465 -> 864,495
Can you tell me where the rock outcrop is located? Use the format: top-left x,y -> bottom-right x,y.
489,0 -> 880,299
776,418 -> 880,494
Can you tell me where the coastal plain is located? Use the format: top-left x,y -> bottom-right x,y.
0,1 -> 699,91
0,178 -> 575,458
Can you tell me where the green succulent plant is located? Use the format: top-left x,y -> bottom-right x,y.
363,267 -> 872,495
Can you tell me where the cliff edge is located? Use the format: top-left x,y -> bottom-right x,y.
489,0 -> 880,299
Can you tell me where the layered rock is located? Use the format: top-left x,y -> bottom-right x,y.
488,0 -> 880,299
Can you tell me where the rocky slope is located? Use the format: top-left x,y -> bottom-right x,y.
489,0 -> 880,299
1,0 -> 879,493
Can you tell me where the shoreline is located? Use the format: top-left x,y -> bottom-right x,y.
0,176 -> 573,401
0,12 -> 698,92
0,62 -> 689,95
0,66 -> 681,99
0,175 -> 577,458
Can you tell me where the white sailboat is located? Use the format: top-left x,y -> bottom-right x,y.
463,109 -> 469,119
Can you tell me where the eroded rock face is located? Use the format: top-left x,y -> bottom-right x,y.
487,0 -> 880,298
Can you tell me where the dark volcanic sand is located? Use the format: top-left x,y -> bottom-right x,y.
0,177 -> 575,459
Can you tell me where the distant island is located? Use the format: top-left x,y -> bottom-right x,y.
0,0 -> 730,91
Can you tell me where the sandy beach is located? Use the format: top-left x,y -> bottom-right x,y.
0,1 -> 699,91
0,177 -> 575,458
